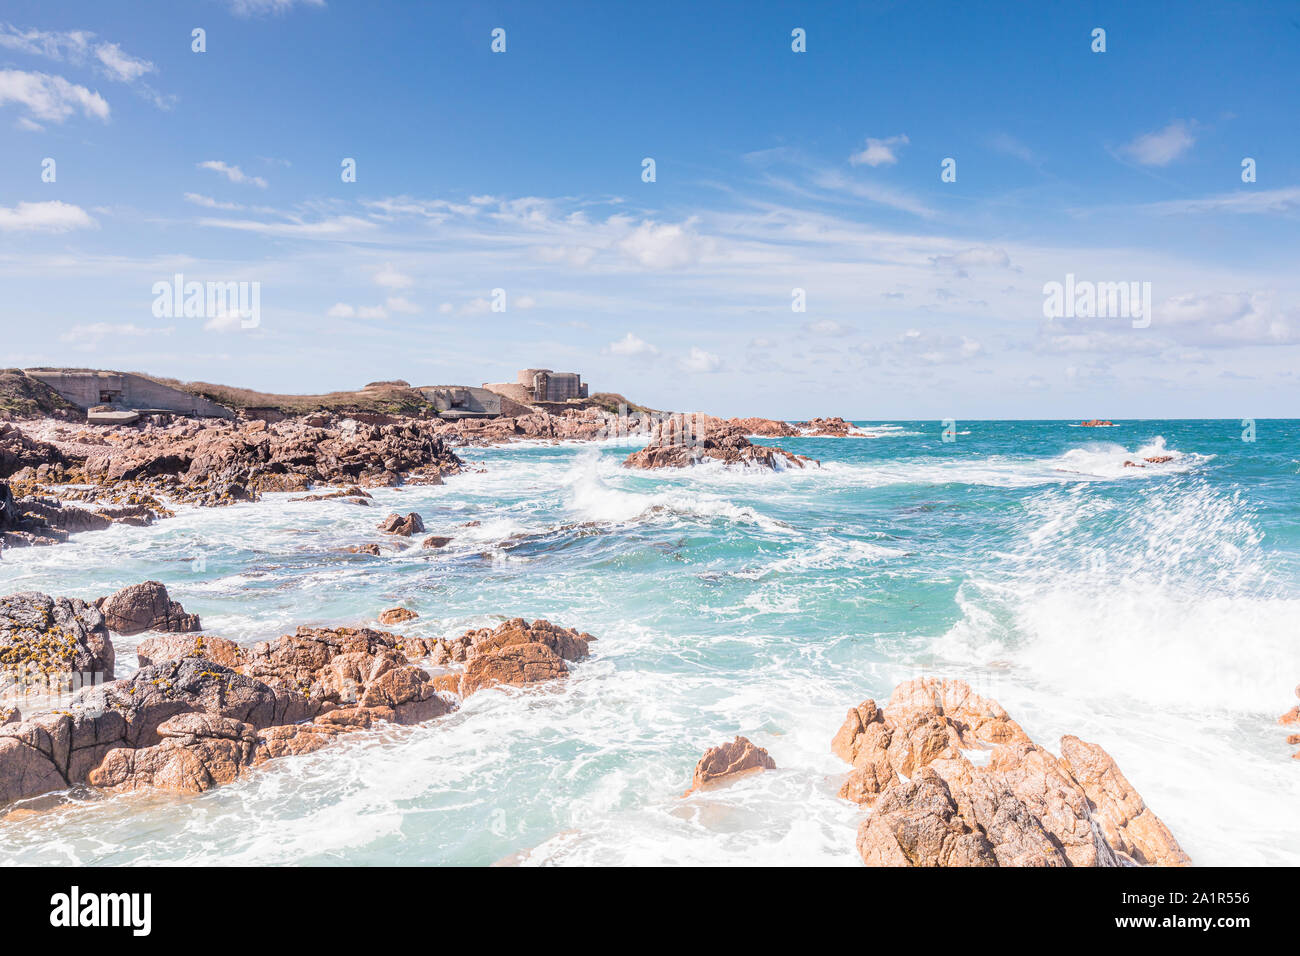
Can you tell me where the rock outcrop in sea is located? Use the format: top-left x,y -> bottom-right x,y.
95,581 -> 201,636
797,416 -> 856,436
685,735 -> 776,795
833,678 -> 1189,867
623,416 -> 814,471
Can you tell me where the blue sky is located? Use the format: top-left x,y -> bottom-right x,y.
1,0 -> 1298,418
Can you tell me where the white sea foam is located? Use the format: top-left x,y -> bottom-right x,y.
562,450 -> 791,533
928,477 -> 1300,864
0,432 -> 1295,867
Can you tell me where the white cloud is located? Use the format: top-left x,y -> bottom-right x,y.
385,296 -> 420,314
856,330 -> 985,365
226,0 -> 326,16
0,200 -> 97,232
533,245 -> 597,268
617,219 -> 712,269
327,302 -> 388,320
812,169 -> 935,218
850,134 -> 910,167
92,41 -> 154,83
0,27 -> 154,83
0,69 -> 108,123
0,26 -> 167,107
184,192 -> 242,210
374,263 -> 412,288
1144,187 -> 1300,216
200,215 -> 375,238
1121,120 -> 1195,167
1036,290 -> 1299,351
988,133 -> 1038,165
680,346 -> 723,373
930,247 -> 1013,275
203,312 -> 246,332
1161,291 -> 1298,346
515,295 -> 537,309
803,319 -> 855,336
607,332 -> 659,357
197,160 -> 269,188
59,322 -> 162,343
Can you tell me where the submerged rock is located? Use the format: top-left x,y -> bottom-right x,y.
95,581 -> 201,635
378,607 -> 419,626
685,736 -> 776,795
833,677 -> 1189,867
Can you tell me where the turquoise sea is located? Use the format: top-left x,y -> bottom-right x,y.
1,420 -> 1297,865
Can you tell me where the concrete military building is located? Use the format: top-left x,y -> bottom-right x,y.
482,368 -> 589,405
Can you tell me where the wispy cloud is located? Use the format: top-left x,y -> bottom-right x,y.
60,322 -> 164,343
0,24 -> 170,108
1120,120 -> 1196,167
184,192 -> 243,210
987,132 -> 1039,166
198,160 -> 269,188
850,134 -> 910,167
225,0 -> 326,16
0,200 -> 97,232
0,69 -> 108,125
1143,187 -> 1300,216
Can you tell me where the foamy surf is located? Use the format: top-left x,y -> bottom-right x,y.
1,420 -> 1296,866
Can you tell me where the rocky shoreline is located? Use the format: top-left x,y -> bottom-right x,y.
0,414 -> 463,551
679,678 -> 1190,867
0,585 -> 594,812
0,401 -> 1224,866
829,678 -> 1188,867
3,581 -> 1193,869
0,405 -> 840,553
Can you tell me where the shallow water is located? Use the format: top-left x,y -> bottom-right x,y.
2,420 -> 1298,865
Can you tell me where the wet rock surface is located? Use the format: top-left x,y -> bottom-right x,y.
834,678 -> 1190,867
685,736 -> 776,794
95,581 -> 201,636
623,417 -> 814,471
0,598 -> 594,808
0,591 -> 115,693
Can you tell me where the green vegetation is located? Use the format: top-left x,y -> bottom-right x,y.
0,369 -> 81,420
585,391 -> 660,415
140,375 -> 439,417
